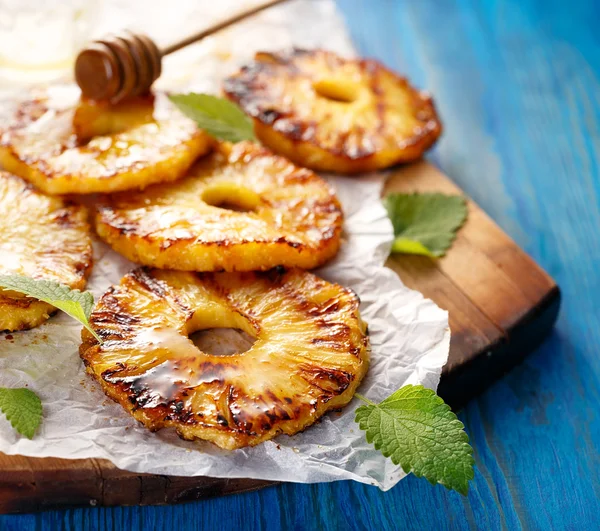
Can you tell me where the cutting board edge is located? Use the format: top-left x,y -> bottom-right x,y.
0,469 -> 278,514
438,284 -> 561,408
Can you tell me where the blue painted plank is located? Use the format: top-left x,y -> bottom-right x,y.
2,0 -> 600,528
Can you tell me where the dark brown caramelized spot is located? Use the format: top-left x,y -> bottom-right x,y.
299,365 -> 352,396
129,267 -> 170,299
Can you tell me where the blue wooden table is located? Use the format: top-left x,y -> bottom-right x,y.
3,0 -> 600,528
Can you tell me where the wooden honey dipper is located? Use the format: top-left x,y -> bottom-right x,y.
74,0 -> 288,103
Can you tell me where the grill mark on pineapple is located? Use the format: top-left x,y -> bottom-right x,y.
224,387 -> 254,433
311,322 -> 352,347
302,292 -> 359,318
129,268 -> 170,299
90,289 -> 141,341
103,360 -> 193,410
49,206 -> 93,279
274,119 -> 310,142
257,108 -> 284,124
97,206 -> 142,235
311,336 -> 348,349
0,295 -> 37,309
265,390 -> 292,421
226,388 -> 295,435
299,365 -> 352,398
145,234 -> 319,251
370,65 -> 387,137
92,306 -> 140,329
73,256 -> 93,279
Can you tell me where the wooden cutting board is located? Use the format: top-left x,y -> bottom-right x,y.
0,161 -> 560,514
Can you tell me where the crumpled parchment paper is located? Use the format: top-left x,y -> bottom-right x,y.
0,0 -> 449,490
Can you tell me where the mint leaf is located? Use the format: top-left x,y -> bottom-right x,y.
384,193 -> 468,257
0,388 -> 42,439
355,385 -> 474,494
0,275 -> 100,342
169,93 -> 256,142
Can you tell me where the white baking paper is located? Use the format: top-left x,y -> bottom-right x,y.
0,0 -> 449,491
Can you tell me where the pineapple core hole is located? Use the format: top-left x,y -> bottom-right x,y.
186,305 -> 257,356
202,183 -> 260,213
190,328 -> 257,356
313,78 -> 360,103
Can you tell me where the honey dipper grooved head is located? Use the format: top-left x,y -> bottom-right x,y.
75,32 -> 162,103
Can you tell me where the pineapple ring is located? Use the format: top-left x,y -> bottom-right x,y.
224,49 -> 442,174
95,141 -> 342,272
0,172 -> 93,331
80,267 -> 369,450
0,86 -> 212,195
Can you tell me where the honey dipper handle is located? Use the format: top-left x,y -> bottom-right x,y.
75,0 -> 290,102
161,0 -> 289,56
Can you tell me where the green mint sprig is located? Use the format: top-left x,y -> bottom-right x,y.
384,193 -> 468,257
0,275 -> 102,439
0,275 -> 100,342
0,388 -> 42,439
169,93 -> 256,143
355,385 -> 474,495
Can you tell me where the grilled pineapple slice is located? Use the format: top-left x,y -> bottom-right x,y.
80,267 -> 369,449
224,49 -> 442,174
0,86 -> 211,195
95,141 -> 342,272
0,172 -> 93,331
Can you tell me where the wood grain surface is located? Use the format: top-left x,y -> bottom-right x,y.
0,454 -> 274,513
2,0 -> 599,527
384,162 -> 560,408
